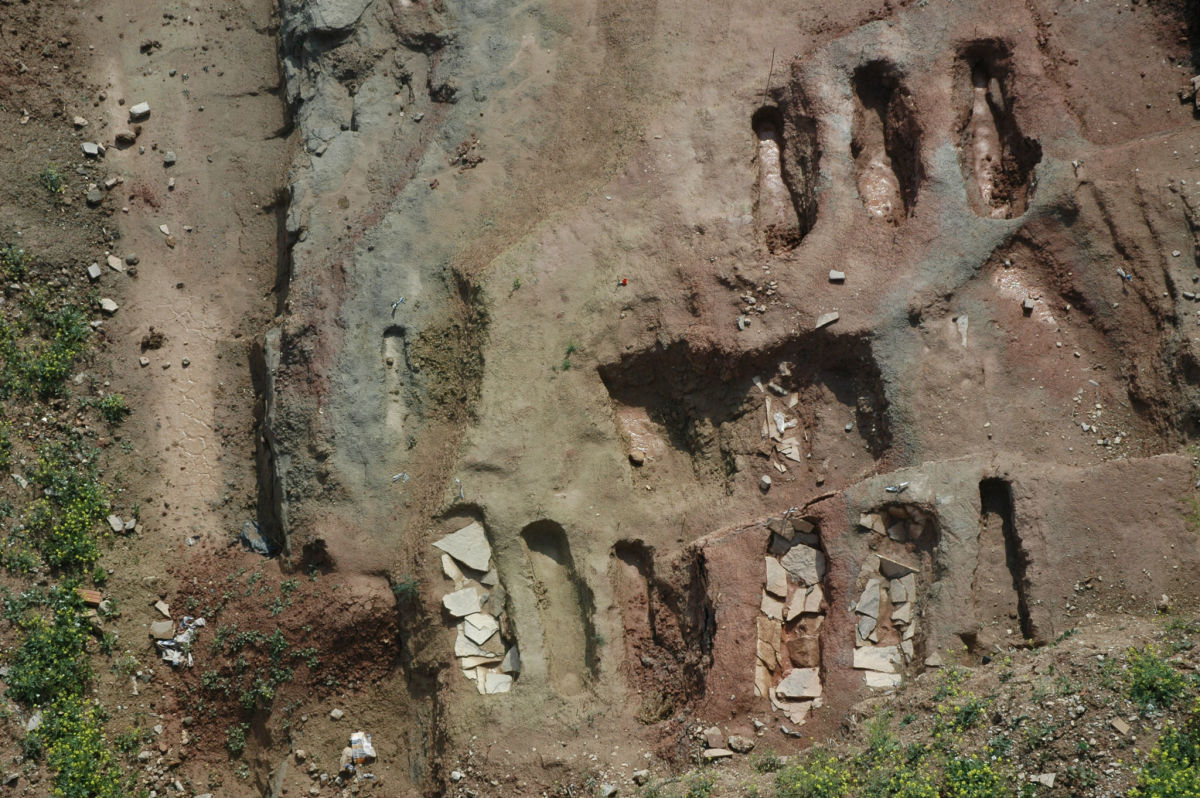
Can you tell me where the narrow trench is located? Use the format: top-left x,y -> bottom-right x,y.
959,45 -> 1041,219
521,520 -> 598,696
850,62 -> 921,224
978,479 -> 1033,641
752,107 -> 804,252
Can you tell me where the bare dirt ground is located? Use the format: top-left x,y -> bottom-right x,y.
2,0 -> 1200,796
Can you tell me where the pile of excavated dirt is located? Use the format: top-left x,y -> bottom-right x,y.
2,0 -> 1200,795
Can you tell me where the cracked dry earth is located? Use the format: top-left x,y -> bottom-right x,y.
3,0 -> 1200,795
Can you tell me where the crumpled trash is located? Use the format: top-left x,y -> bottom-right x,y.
238,520 -> 275,556
349,732 -> 376,765
340,732 -> 376,777
155,616 -> 205,668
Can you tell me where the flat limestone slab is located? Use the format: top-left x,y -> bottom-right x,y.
854,645 -> 900,673
434,521 -> 492,572
864,671 -> 902,689
780,544 -> 825,586
443,587 -> 482,617
463,612 -> 499,645
775,667 -> 822,699
764,557 -> 788,598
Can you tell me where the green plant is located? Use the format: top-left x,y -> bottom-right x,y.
0,244 -> 26,280
943,756 -> 1004,798
391,575 -> 420,603
97,394 -> 130,424
775,750 -> 853,798
226,723 -> 249,758
751,751 -> 783,773
1128,645 -> 1190,712
683,770 -> 715,798
1129,707 -> 1200,797
0,420 -> 11,471
38,164 -> 66,195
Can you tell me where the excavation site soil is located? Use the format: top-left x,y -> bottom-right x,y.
2,0 -> 1200,796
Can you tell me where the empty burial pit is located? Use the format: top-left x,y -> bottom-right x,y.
521,520 -> 597,696
599,332 -> 891,490
973,479 -> 1033,648
382,325 -> 414,433
751,105 -> 819,252
850,62 -> 922,224
957,42 -> 1041,219
611,541 -> 713,722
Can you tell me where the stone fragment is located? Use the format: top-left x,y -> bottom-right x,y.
853,645 -> 900,673
454,628 -> 492,658
775,667 -> 822,699
803,585 -> 824,614
702,748 -> 734,761
129,102 -> 151,120
703,726 -> 724,749
462,612 -> 498,645
87,262 -> 102,281
1030,774 -> 1056,788
459,654 -> 502,669
815,311 -> 839,329
433,521 -> 492,572
787,635 -> 820,668
150,620 -> 175,639
856,615 -> 875,644
115,130 -> 137,146
924,652 -> 943,668
154,600 -> 170,618
889,578 -> 907,605
442,587 -> 482,617
886,521 -> 906,542
764,557 -> 787,598
441,553 -> 464,584
99,298 -> 119,315
828,270 -> 845,283
163,151 -> 177,167
477,667 -> 513,694
855,578 -> 881,619
1111,718 -> 1130,735
86,189 -> 103,206
329,708 -> 344,720
628,449 -> 645,465
107,254 -> 125,272
632,771 -> 650,786
878,554 -> 917,579
784,590 -> 807,622
892,601 -> 913,625
139,356 -> 150,367
760,591 -> 784,621
754,660 -> 771,697
727,735 -> 755,753
82,142 -> 99,157
864,671 -> 902,689
1022,297 -> 1035,314
500,646 -> 521,674
858,512 -> 886,535
779,544 -> 825,586
73,116 -> 88,128
759,474 -> 772,491
107,514 -> 124,533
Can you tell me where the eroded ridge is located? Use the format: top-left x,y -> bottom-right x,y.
958,42 -> 1041,219
850,62 -> 922,224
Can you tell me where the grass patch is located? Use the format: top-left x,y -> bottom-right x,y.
1127,645 -> 1190,713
